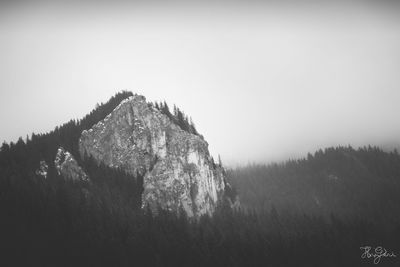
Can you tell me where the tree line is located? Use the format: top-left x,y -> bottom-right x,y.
1,92 -> 400,266
227,145 -> 400,228
151,101 -> 199,136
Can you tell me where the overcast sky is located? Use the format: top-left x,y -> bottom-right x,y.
1,0 -> 400,165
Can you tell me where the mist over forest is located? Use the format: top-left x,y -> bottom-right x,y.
1,92 -> 399,266
2,0 -> 400,266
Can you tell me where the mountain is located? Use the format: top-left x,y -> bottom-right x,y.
0,91 -> 227,218
1,92 -> 399,266
228,146 -> 400,225
79,94 -> 226,217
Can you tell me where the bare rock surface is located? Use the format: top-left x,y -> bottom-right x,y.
35,160 -> 48,179
55,147 -> 89,182
79,94 -> 225,217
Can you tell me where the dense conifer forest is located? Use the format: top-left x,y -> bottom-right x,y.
228,146 -> 400,227
1,92 -> 399,266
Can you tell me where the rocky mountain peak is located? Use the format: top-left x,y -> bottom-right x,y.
79,94 -> 226,217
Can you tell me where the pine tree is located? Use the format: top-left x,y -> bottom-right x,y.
218,154 -> 222,167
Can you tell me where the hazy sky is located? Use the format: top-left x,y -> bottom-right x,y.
1,0 -> 400,165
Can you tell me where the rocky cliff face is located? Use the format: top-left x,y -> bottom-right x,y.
79,94 -> 225,217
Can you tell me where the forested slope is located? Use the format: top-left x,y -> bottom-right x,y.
1,92 -> 399,266
228,146 -> 400,226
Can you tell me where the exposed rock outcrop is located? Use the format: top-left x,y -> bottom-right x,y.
35,160 -> 48,179
79,94 -> 225,217
55,147 -> 89,182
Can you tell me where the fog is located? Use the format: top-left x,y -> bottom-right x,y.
1,0 -> 400,165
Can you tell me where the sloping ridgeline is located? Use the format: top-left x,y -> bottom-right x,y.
1,92 -> 399,267
0,91 -> 230,266
228,146 -> 400,225
0,91 -> 145,265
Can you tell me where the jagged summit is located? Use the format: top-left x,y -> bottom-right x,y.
79,94 -> 226,217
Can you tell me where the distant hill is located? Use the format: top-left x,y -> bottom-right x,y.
228,146 -> 400,226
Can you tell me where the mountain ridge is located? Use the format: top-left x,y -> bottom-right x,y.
1,92 -> 399,266
78,93 -> 226,216
0,91 -> 228,217
228,145 -> 400,225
